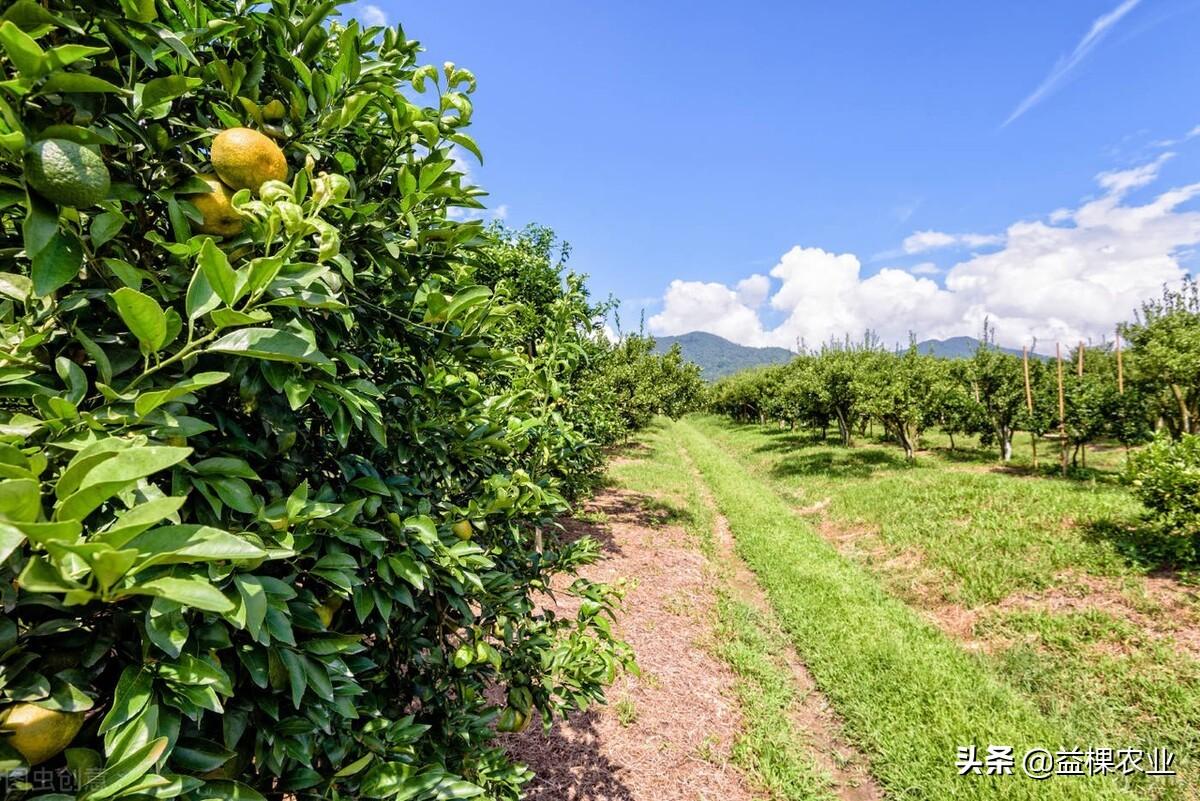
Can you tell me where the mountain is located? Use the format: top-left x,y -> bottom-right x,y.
652,331 -> 794,380
653,331 -> 1045,380
914,336 -> 1041,359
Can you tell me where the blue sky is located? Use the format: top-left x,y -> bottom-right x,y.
346,0 -> 1200,350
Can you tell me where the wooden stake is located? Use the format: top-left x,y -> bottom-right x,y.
1022,346 -> 1033,413
1115,329 -> 1124,395
1023,345 -> 1037,469
1077,341 -> 1084,377
1057,343 -> 1067,477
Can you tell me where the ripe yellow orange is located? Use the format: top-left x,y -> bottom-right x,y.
185,174 -> 243,237
211,127 -> 287,194
0,703 -> 84,765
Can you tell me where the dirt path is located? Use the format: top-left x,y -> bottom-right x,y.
501,489 -> 758,801
687,456 -> 886,801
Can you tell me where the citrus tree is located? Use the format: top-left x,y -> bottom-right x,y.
1122,278 -> 1200,438
0,1 -> 632,799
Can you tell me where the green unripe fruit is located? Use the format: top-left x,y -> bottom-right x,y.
24,139 -> 111,208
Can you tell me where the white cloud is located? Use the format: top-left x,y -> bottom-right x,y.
359,4 -> 388,26
903,230 -> 1002,254
1004,0 -> 1142,126
1095,152 -> 1172,194
648,156 -> 1200,350
649,280 -> 768,346
735,274 -> 770,307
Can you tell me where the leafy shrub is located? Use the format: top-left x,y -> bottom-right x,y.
1126,433 -> 1200,563
0,1 -> 633,799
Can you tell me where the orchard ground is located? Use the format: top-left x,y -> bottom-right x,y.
506,415 -> 1199,801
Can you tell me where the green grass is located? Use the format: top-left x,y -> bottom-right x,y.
681,414 -> 1198,800
609,419 -> 838,801
693,415 -> 1146,604
672,416 -> 1144,800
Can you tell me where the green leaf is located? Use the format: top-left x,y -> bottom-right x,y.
134,371 -> 229,418
139,75 -> 202,110
170,737 -> 235,772
210,308 -> 271,327
0,522 -> 25,563
234,574 -> 267,638
112,287 -> 167,353
73,326 -> 112,386
31,230 -> 82,296
435,778 -> 485,799
0,477 -> 41,522
335,753 -> 375,778
22,192 -> 58,257
121,576 -> 234,612
97,667 -> 153,734
443,286 -> 490,322
90,548 -> 137,589
208,328 -> 333,366
0,272 -> 31,301
192,781 -> 267,801
145,598 -> 189,657
125,525 -> 266,570
185,266 -> 220,321
56,446 -> 191,522
45,44 -> 109,72
104,497 -> 187,545
79,736 -> 168,800
0,20 -> 45,77
40,73 -> 126,94
89,210 -> 124,248
1,0 -> 59,31
198,237 -> 238,305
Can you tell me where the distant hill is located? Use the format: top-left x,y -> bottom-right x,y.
914,336 -> 1044,360
652,331 -> 794,380
653,331 -> 1045,380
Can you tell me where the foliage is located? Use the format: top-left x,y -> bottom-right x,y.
1126,433 -> 1200,563
1121,278 -> 1200,438
586,334 -> 704,436
0,3 -> 636,800
854,344 -> 941,460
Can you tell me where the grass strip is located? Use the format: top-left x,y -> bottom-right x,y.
609,421 -> 837,800
675,417 -> 1141,801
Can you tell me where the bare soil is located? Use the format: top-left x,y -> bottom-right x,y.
500,490 -> 757,801
813,515 -> 1200,661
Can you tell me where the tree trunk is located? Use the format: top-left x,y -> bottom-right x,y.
898,423 -> 916,461
834,408 -> 852,447
1171,384 -> 1191,435
998,424 -> 1013,462
948,430 -> 956,450
1030,434 -> 1038,469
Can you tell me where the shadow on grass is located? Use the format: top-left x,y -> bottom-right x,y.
768,448 -> 911,480
1083,518 -> 1200,576
930,445 -> 998,465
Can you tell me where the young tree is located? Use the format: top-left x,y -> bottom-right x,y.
855,345 -> 939,460
968,339 -> 1026,461
812,343 -> 868,446
1122,278 -> 1200,437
